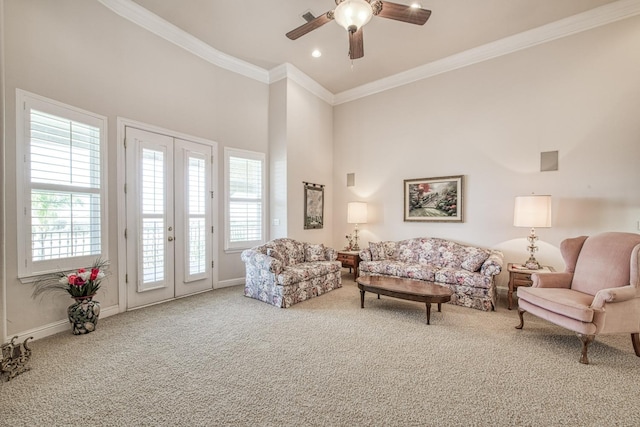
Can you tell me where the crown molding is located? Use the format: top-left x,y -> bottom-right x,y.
269,64 -> 335,105
97,0 -> 269,84
98,0 -> 640,106
333,0 -> 640,105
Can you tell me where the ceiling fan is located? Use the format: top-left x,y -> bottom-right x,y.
286,0 -> 432,60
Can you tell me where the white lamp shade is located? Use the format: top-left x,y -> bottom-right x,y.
347,202 -> 368,224
513,195 -> 552,228
334,0 -> 373,31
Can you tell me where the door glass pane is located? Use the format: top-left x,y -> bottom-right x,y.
140,148 -> 165,286
187,156 -> 206,276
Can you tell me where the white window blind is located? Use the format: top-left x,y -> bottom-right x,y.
224,148 -> 265,251
188,156 -> 206,276
140,148 -> 166,286
17,90 -> 107,277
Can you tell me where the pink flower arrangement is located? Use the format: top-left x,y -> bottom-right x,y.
59,265 -> 105,297
32,258 -> 108,299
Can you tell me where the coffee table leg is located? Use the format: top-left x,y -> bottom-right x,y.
360,290 -> 365,308
437,302 -> 442,312
426,303 -> 431,325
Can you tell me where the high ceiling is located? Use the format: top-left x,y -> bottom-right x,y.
131,0 -> 618,94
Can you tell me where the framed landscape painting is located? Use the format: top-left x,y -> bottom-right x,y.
404,175 -> 464,222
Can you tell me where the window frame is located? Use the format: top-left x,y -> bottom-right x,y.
223,147 -> 266,252
16,89 -> 108,278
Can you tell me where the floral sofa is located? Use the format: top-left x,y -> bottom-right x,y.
241,238 -> 342,308
359,237 -> 504,311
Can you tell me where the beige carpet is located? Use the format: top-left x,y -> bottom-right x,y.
2,275 -> 640,426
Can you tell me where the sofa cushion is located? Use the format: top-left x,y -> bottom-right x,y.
369,242 -> 387,261
304,243 -> 326,262
394,239 -> 420,263
435,267 -> 493,289
276,262 -> 341,287
368,241 -> 398,261
460,247 -> 491,272
267,248 -> 287,267
416,238 -> 442,266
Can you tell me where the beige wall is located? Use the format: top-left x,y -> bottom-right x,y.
2,0 -> 269,335
333,14 -> 640,287
269,79 -> 334,244
269,79 -> 288,239
285,80 -> 334,245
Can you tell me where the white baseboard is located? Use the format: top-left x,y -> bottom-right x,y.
215,278 -> 244,289
6,304 -> 120,343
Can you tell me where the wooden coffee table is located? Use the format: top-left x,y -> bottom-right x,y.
357,275 -> 453,324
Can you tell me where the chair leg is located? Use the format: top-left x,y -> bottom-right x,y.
515,308 -> 525,329
632,333 -> 640,357
577,334 -> 595,364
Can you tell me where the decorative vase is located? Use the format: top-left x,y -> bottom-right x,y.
67,295 -> 100,335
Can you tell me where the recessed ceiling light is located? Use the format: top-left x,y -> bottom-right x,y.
410,2 -> 422,8
312,49 -> 322,58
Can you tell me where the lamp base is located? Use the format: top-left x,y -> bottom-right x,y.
524,256 -> 541,270
352,227 -> 360,251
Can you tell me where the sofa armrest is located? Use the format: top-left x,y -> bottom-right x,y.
531,272 -> 573,289
480,250 -> 503,277
325,247 -> 338,261
359,249 -> 372,262
241,249 -> 284,275
591,285 -> 639,309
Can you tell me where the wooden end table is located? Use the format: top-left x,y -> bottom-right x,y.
507,263 -> 555,310
357,275 -> 453,325
337,251 -> 360,281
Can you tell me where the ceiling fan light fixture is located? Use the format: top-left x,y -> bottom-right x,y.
334,0 -> 373,32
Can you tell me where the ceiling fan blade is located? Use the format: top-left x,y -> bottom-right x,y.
348,28 -> 364,60
376,1 -> 431,25
286,11 -> 334,40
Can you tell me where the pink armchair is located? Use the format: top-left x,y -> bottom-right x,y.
516,232 -> 640,364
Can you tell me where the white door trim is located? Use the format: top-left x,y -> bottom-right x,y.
116,117 -> 218,312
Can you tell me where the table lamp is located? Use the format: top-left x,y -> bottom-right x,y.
513,195 -> 551,270
347,202 -> 367,251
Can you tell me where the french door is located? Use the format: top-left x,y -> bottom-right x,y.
125,126 -> 214,309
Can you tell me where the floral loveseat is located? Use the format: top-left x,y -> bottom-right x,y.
241,238 -> 342,308
359,237 -> 504,311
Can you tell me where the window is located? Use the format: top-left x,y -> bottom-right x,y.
17,90 -> 107,277
224,148 -> 265,251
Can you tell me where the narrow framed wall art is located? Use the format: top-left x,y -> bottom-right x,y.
303,182 -> 324,229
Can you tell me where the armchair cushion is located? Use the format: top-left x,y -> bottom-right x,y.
560,236 -> 587,273
517,287 -> 595,323
531,272 -> 573,289
572,232 -> 640,295
592,285 -> 638,309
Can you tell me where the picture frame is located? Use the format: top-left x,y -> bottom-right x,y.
303,183 -> 324,229
403,175 -> 464,222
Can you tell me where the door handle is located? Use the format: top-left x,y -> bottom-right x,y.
168,236 -> 174,242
